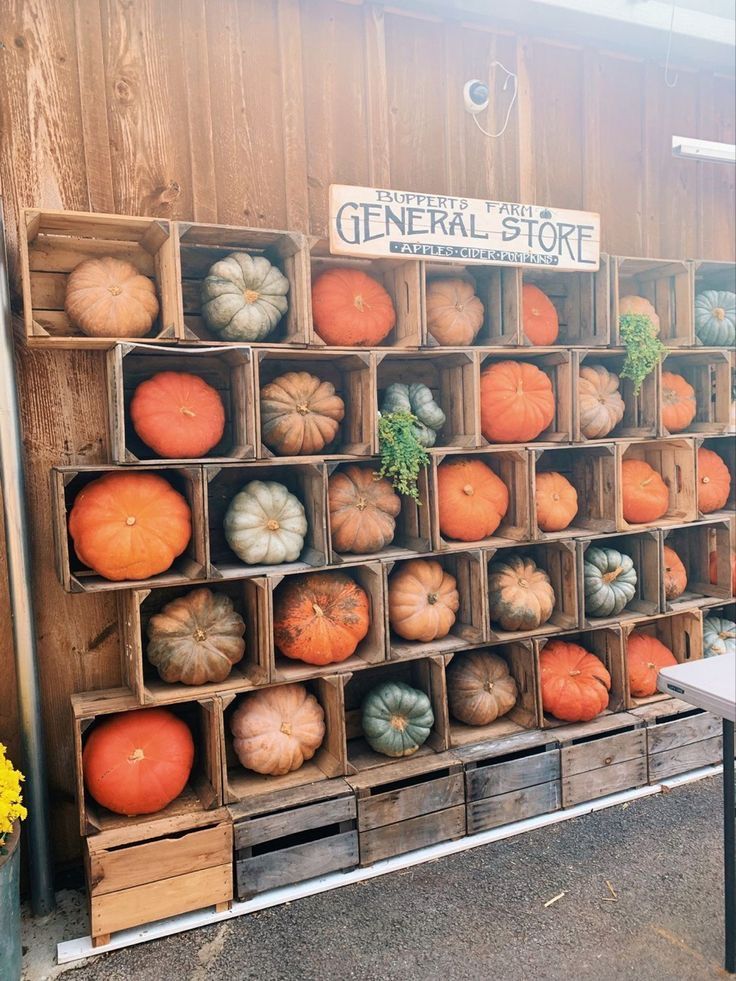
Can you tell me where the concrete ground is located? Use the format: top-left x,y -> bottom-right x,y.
23,775 -> 730,981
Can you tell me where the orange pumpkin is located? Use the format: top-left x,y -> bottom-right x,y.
328,465 -> 401,554
522,283 -> 559,345
311,268 -> 395,346
65,256 -> 159,338
272,571 -> 370,665
436,457 -> 509,542
661,371 -> 697,433
230,684 -> 325,776
710,549 -> 736,594
425,278 -> 484,346
388,558 -> 460,642
663,545 -> 687,600
621,458 -> 669,524
480,360 -> 555,443
619,295 -> 660,334
260,371 -> 345,456
535,471 -> 578,532
539,640 -> 611,722
698,447 -> 731,513
626,631 -> 677,697
68,472 -> 192,581
130,371 -> 226,458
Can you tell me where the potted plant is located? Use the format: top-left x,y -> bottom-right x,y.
0,744 -> 26,981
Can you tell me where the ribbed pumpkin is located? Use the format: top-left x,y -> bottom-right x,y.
312,268 -> 395,346
703,616 -> 736,658
65,257 -> 159,338
695,290 -> 736,347
425,278 -> 484,346
259,371 -> 345,456
539,640 -> 611,722
578,365 -> 626,439
380,383 -> 446,448
697,447 -> 731,513
200,252 -> 289,341
488,555 -> 555,631
626,632 -> 677,697
583,546 -> 637,618
68,472 -> 192,581
230,684 -> 325,775
224,480 -> 307,565
388,558 -> 459,642
272,571 -> 370,665
709,549 -> 736,594
535,471 -> 578,532
361,681 -> 434,758
146,588 -> 246,686
130,371 -> 226,458
621,459 -> 669,524
663,545 -> 688,600
446,651 -> 518,726
522,283 -> 559,345
328,465 -> 401,554
619,295 -> 660,334
83,709 -> 194,816
436,457 -> 509,542
661,371 -> 697,433
480,360 -> 555,443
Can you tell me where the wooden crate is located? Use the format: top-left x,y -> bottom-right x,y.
270,562 -> 386,682
174,221 -> 310,346
118,579 -> 271,705
445,642 -> 541,748
386,551 -> 488,660
344,655 -> 449,774
84,809 -> 232,947
616,439 -> 698,531
612,256 -> 693,347
661,518 -> 733,611
459,729 -> 561,834
487,540 -> 579,642
106,343 -> 256,464
51,465 -> 206,593
521,258 -> 610,347
573,350 -> 658,442
347,751 -> 465,865
204,462 -> 328,578
530,444 -> 618,540
19,209 -> 178,349
578,531 -> 661,628
622,609 -> 703,710
375,350 -> 480,449
310,242 -> 422,348
697,435 -> 736,519
219,675 -> 347,805
731,351 -> 736,434
255,349 -> 377,460
422,262 -> 520,346
230,779 -> 358,900
556,712 -> 647,807
71,688 -> 222,837
479,351 -> 573,445
430,449 -> 531,551
660,351 -> 731,436
630,698 -> 722,783
327,460 -> 432,564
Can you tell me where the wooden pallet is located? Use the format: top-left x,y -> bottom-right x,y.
555,712 -> 648,807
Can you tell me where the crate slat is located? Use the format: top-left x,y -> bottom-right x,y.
467,780 -> 561,834
358,804 -> 466,866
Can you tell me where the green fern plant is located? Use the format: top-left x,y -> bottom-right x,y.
619,313 -> 666,395
376,411 -> 429,502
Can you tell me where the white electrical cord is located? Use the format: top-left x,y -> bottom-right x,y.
472,60 -> 518,138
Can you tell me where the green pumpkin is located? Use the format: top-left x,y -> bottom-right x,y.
584,546 -> 637,618
200,252 -> 289,341
361,681 -> 434,758
703,615 -> 736,658
694,290 -> 736,347
381,383 -> 446,448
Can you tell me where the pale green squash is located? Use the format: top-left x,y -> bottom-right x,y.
703,615 -> 736,658
201,252 -> 289,341
584,546 -> 638,618
361,681 -> 434,757
381,383 -> 446,447
695,290 -> 736,347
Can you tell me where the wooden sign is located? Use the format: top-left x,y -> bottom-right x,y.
329,184 -> 600,271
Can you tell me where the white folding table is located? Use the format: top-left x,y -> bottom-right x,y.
658,654 -> 736,973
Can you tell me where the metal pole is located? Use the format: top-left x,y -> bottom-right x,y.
0,200 -> 55,915
724,718 -> 735,974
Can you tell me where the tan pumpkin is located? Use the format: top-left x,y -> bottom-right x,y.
230,683 -> 325,776
619,295 -> 661,334
260,371 -> 345,456
578,364 -> 626,438
488,554 -> 555,631
426,278 -> 484,346
328,465 -> 401,554
65,257 -> 159,338
446,651 -> 518,726
388,558 -> 460,642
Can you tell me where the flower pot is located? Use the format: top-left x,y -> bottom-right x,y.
0,822 -> 21,981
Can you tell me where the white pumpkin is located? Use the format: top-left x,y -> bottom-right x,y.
703,615 -> 736,658
578,364 -> 626,438
200,252 -> 289,341
224,480 -> 307,565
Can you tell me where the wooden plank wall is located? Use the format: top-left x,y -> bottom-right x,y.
0,0 -> 733,864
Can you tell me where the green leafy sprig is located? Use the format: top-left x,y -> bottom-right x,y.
619,313 -> 666,395
376,411 -> 429,502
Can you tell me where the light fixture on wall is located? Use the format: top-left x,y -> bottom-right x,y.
672,136 -> 736,164
463,62 -> 518,138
